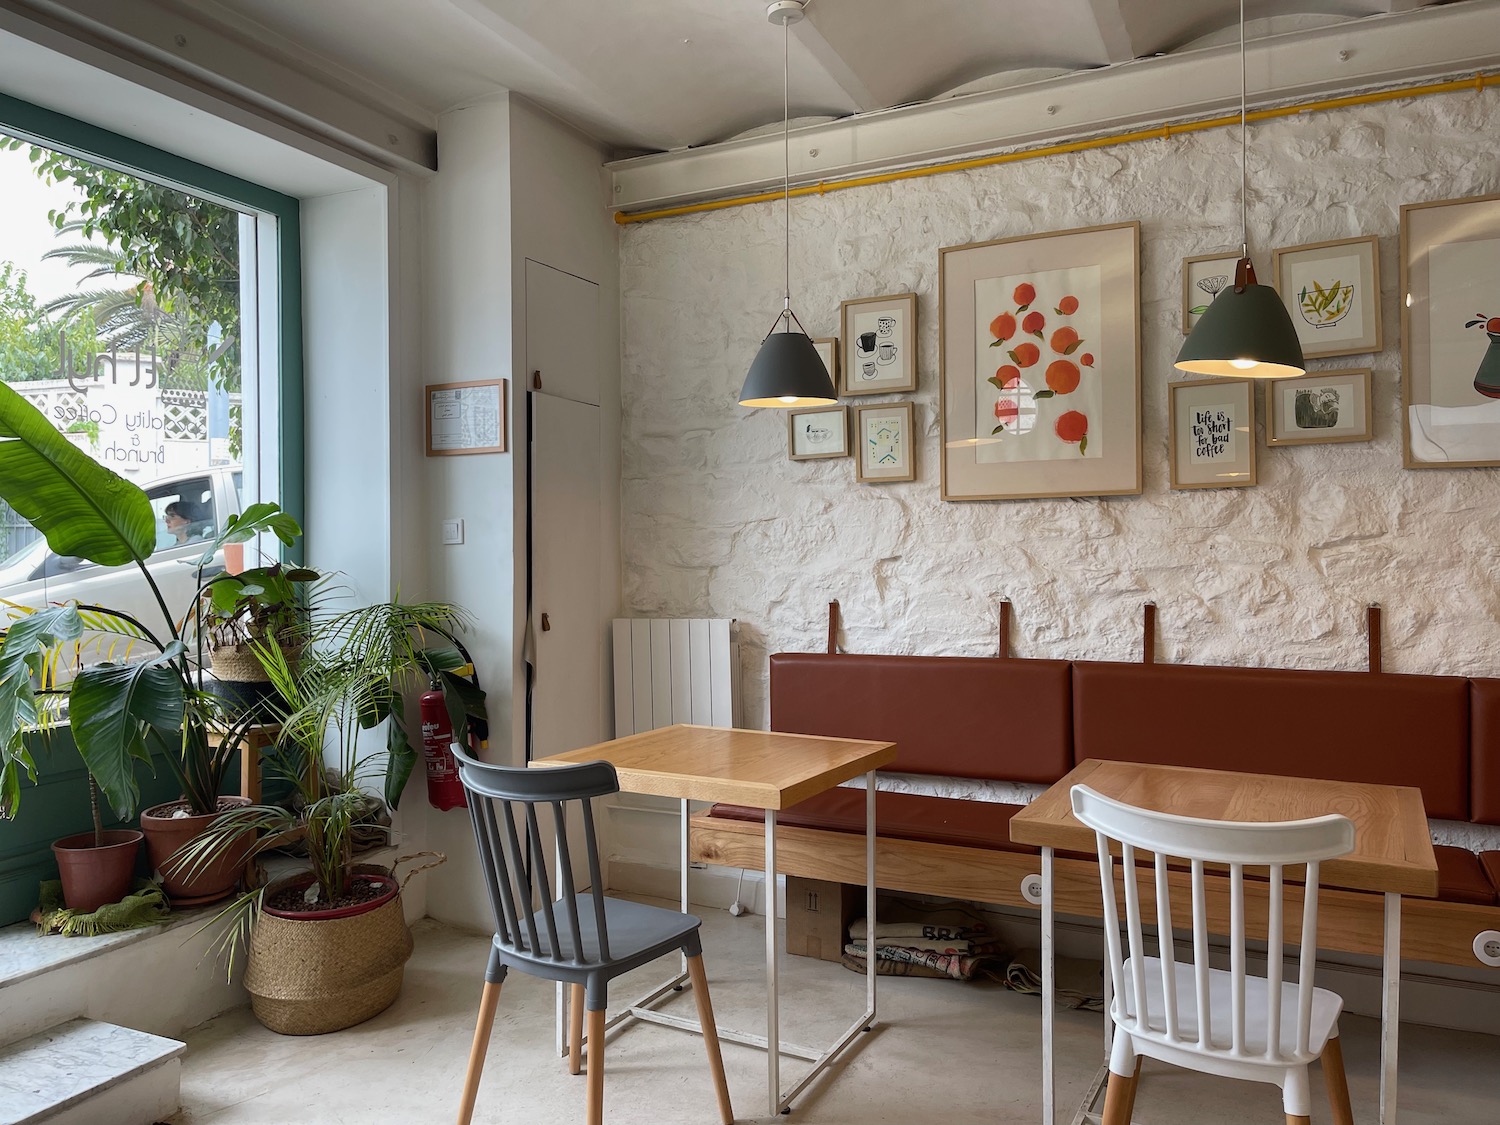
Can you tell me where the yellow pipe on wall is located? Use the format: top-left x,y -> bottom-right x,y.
614,71 -> 1495,226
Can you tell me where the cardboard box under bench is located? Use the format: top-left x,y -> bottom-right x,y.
785,876 -> 861,962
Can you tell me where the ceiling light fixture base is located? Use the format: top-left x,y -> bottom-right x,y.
766,1 -> 806,27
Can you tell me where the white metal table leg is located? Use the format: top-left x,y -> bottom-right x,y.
866,772 -> 877,1025
766,808 -> 780,1116
1380,892 -> 1401,1125
1042,845 -> 1056,1125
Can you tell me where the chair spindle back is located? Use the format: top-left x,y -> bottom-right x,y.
1071,784 -> 1354,1066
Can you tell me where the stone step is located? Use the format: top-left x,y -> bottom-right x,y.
0,1018 -> 184,1125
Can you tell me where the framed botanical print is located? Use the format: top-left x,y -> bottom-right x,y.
1400,191 -> 1500,468
1169,378 -> 1257,489
840,293 -> 917,395
854,401 -> 915,482
787,405 -> 849,460
1182,252 -> 1242,333
1272,235 -> 1382,359
1265,368 -> 1373,446
939,222 -> 1141,500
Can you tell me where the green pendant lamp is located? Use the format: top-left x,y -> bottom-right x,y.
1175,0 -> 1305,381
740,0 -> 837,409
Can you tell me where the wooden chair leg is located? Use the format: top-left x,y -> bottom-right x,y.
569,984 -> 585,1076
1323,1035 -> 1355,1125
1101,1062 -> 1141,1125
586,1008 -> 606,1125
456,980 -> 503,1125
1286,1117 -> 1311,1125
686,952 -> 735,1125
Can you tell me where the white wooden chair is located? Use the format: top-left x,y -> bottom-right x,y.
1070,784 -> 1357,1125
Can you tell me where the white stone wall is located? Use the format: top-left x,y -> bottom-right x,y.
619,88 -> 1500,737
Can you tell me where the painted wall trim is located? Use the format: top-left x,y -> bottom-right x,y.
0,0 -> 437,174
607,0 -> 1500,212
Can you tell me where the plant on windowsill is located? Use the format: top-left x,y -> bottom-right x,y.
182,597 -> 486,1034
201,562 -> 320,719
0,380 -> 299,910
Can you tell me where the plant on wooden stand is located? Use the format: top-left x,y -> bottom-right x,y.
184,597 -> 485,1034
0,381 -> 298,909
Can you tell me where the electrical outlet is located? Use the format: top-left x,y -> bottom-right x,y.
441,518 -> 464,545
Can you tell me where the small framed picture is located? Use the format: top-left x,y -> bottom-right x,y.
1266,368 -> 1374,446
426,378 -> 506,456
840,293 -> 917,395
1169,378 -> 1257,490
787,405 -> 849,460
1182,252 -> 1243,333
1272,235 -> 1382,359
855,401 -> 916,483
1400,191 -> 1500,468
812,337 -> 839,389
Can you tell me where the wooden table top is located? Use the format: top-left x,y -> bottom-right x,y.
1010,758 -> 1439,898
532,724 -> 897,810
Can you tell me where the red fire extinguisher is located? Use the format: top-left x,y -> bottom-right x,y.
420,677 -> 468,811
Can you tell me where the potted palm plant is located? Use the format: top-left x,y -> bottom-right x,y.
187,597 -> 484,1034
0,380 -> 299,908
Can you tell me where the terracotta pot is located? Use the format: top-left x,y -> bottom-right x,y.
52,829 -> 143,913
140,795 -> 254,906
245,872 -> 412,1035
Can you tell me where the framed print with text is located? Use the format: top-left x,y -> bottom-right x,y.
426,378 -> 506,456
939,222 -> 1141,500
1400,191 -> 1500,468
1266,368 -> 1373,446
854,401 -> 915,482
1169,378 -> 1257,489
1272,235 -> 1382,360
787,405 -> 849,460
840,293 -> 917,395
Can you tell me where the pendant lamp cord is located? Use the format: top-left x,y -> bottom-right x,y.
782,10 -> 791,322
1236,0 -> 1248,262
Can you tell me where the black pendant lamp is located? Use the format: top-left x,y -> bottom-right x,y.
1174,0 -> 1304,380
739,0 -> 837,409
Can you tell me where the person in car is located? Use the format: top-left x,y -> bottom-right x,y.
164,501 -> 198,544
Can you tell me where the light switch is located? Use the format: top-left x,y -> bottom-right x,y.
441,518 -> 464,545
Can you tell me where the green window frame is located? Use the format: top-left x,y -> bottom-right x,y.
0,92 -> 304,554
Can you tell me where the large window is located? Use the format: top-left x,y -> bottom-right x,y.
0,96 -> 301,629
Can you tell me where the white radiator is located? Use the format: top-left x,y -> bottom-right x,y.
611,618 -> 739,736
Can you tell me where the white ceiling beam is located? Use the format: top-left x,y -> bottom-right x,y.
1085,0 -> 1140,64
796,8 -> 879,111
0,0 -> 438,172
609,0 -> 1500,211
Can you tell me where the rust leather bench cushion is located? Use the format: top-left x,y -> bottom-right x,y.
1435,845 -> 1497,906
1072,662 -> 1471,822
1472,679 -> 1500,825
769,652 -> 1072,783
706,788 -> 1034,854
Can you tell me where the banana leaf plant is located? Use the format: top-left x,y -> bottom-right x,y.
0,380 -> 300,821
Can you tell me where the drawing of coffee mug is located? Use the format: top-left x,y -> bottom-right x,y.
877,316 -> 896,336
802,423 -> 832,444
877,343 -> 896,365
861,361 -> 877,380
857,331 -> 877,354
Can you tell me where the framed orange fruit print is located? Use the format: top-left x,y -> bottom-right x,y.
938,222 -> 1141,500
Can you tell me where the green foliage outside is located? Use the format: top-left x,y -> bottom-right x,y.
0,262 -> 99,384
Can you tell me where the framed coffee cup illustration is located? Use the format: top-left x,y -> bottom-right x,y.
840,292 -> 918,396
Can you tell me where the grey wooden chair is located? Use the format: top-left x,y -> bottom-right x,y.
450,744 -> 734,1125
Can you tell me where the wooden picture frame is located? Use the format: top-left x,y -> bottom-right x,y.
1400,191 -> 1500,468
1266,368 -> 1373,447
1272,235 -> 1382,360
854,401 -> 916,482
812,337 -> 839,390
787,405 -> 849,460
1169,378 -> 1257,489
939,221 -> 1141,501
425,378 -> 506,456
840,293 -> 917,396
1182,251 -> 1243,333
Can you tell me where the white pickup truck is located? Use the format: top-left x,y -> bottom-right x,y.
0,465 -> 244,637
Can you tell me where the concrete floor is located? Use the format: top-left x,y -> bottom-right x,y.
168,903 -> 1500,1124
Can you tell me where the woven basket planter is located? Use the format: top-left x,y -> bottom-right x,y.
244,872 -> 413,1035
